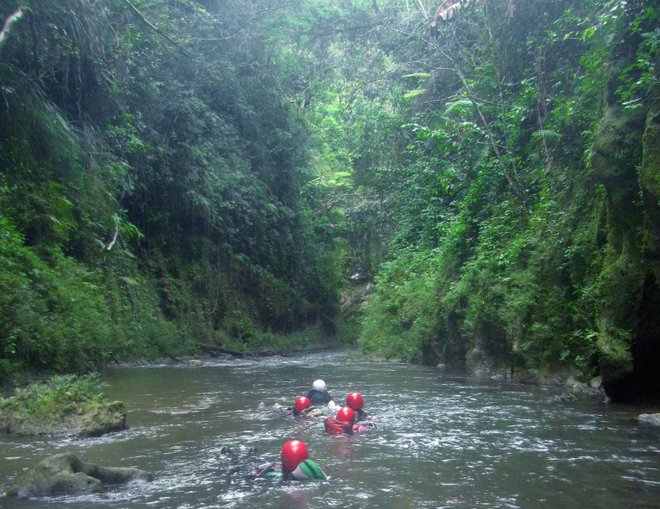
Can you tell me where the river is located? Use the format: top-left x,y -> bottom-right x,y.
1,351 -> 659,508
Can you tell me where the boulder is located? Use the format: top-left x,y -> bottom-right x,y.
71,401 -> 128,437
590,376 -> 603,389
0,401 -> 128,437
638,413 -> 660,427
6,453 -> 152,498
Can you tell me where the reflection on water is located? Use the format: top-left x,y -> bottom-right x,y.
1,351 -> 659,508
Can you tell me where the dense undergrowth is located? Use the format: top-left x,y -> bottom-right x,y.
0,374 -> 106,425
0,0 -> 345,382
0,0 -> 657,402
350,0 -> 659,400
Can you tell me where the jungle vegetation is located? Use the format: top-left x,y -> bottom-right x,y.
0,0 -> 657,401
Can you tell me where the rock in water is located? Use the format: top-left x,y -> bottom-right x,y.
6,453 -> 152,498
72,401 -> 128,437
638,413 -> 660,427
0,401 -> 128,437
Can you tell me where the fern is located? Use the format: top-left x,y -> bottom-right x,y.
402,72 -> 431,79
532,129 -> 562,140
444,99 -> 473,114
403,88 -> 427,99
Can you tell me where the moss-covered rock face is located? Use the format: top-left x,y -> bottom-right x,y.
640,106 -> 660,279
6,453 -> 152,498
587,92 -> 660,399
595,326 -> 634,384
0,375 -> 128,437
590,105 -> 646,227
69,401 -> 128,437
0,400 -> 128,437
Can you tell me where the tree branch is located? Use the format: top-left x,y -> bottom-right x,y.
105,217 -> 119,251
0,8 -> 26,49
453,68 -> 525,200
121,0 -> 190,55
415,0 -> 429,21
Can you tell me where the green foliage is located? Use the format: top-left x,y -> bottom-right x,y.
0,0 -> 347,381
0,374 -> 106,424
0,0 -> 656,390
361,249 -> 440,362
0,216 -> 111,375
350,0 -> 658,388
616,6 -> 659,109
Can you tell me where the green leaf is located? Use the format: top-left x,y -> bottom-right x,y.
403,88 -> 426,99
402,73 -> 431,79
444,99 -> 473,114
531,129 -> 562,140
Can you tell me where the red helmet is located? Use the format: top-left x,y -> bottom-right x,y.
281,440 -> 309,471
294,396 -> 311,414
346,392 -> 364,410
336,406 -> 356,424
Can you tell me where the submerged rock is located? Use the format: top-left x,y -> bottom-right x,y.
6,453 -> 152,498
638,413 -> 660,427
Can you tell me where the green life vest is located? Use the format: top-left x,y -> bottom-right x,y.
294,460 -> 326,480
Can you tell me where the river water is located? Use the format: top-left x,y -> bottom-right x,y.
1,351 -> 659,508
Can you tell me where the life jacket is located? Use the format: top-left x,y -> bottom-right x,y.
290,459 -> 327,481
324,417 -> 354,435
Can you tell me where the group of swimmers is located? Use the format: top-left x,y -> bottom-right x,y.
249,379 -> 375,481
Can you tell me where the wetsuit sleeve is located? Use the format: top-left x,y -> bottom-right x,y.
249,463 -> 279,478
356,408 -> 375,421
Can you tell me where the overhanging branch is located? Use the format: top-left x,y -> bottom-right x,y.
0,8 -> 26,49
121,0 -> 190,55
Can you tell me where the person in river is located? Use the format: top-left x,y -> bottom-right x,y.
289,396 -> 322,418
249,440 -> 327,481
324,406 -> 375,435
345,392 -> 374,422
306,379 -> 337,409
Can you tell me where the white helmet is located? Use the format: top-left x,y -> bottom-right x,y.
312,379 -> 327,391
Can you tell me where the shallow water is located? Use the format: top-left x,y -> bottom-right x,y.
1,351 -> 659,508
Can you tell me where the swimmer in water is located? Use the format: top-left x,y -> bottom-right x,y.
345,392 -> 375,422
289,396 -> 322,417
306,379 -> 337,411
324,407 -> 375,435
249,440 -> 327,481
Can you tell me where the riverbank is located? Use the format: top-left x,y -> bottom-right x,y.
106,334 -> 348,369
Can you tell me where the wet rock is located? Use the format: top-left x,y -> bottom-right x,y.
72,401 -> 128,437
6,453 -> 152,498
566,376 -> 602,396
0,401 -> 128,437
638,413 -> 660,427
548,393 -> 578,403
